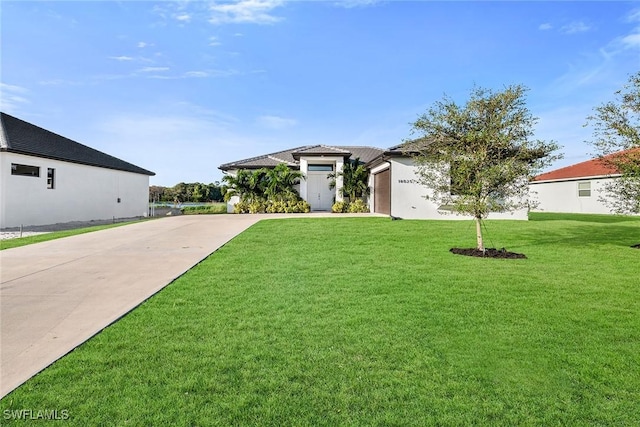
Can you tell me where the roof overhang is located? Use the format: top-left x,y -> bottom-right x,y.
530,174 -> 622,184
291,151 -> 352,161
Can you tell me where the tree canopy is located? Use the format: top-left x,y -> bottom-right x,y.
149,182 -> 224,203
407,84 -> 561,250
586,71 -> 640,214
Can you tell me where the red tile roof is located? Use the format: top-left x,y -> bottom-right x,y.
533,149 -> 638,182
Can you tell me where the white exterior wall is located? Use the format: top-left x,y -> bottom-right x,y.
1,152 -> 150,228
299,156 -> 343,205
389,157 -> 527,220
529,177 -> 617,214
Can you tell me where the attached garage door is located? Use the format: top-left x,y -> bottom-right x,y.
374,169 -> 390,215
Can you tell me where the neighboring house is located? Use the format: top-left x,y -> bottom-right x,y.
529,155 -> 622,214
219,143 -> 527,220
0,112 -> 155,228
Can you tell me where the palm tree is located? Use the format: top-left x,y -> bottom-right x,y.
222,169 -> 252,202
328,158 -> 370,201
265,163 -> 305,201
246,168 -> 268,202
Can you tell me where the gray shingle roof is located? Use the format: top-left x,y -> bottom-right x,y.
0,112 -> 155,176
386,138 -> 433,155
219,145 -> 385,171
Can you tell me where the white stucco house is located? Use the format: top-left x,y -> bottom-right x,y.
219,145 -> 384,212
219,143 -> 527,220
529,154 -> 624,214
0,112 -> 155,229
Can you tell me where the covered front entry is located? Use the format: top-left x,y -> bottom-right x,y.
306,169 -> 334,211
374,168 -> 391,215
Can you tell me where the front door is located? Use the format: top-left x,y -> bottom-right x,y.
307,171 -> 334,211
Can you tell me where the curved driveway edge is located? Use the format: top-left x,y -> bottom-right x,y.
0,213 -> 380,399
0,214 -> 265,398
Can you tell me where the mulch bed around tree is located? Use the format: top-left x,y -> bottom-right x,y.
450,247 -> 527,259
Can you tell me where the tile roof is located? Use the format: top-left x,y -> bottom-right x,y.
386,138 -> 434,155
219,145 -> 385,171
291,145 -> 352,158
532,153 -> 626,182
0,112 -> 155,176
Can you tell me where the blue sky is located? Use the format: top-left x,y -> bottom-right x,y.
2,1 -> 639,186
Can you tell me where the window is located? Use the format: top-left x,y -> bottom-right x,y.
578,181 -> 591,197
308,164 -> 333,171
11,163 -> 40,177
47,168 -> 55,189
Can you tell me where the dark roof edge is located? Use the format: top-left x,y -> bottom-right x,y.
1,112 -> 155,176
530,173 -> 622,184
4,148 -> 156,176
218,144 -> 310,171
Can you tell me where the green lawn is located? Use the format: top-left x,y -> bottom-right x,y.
181,203 -> 227,215
0,220 -> 148,251
1,217 -> 639,425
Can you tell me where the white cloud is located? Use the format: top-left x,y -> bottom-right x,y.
137,42 -> 148,48
0,83 -> 30,113
625,8 -> 640,23
175,13 -> 191,23
621,33 -> 640,49
93,108 -> 247,185
38,79 -> 84,86
138,67 -> 170,73
0,82 -> 28,94
538,23 -> 552,31
257,115 -> 297,130
560,21 -> 591,34
144,69 -> 240,79
333,0 -> 383,8
184,71 -> 210,78
209,36 -> 222,46
208,0 -> 284,25
109,55 -> 134,61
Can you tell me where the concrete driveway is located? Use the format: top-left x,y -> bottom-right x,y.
0,214 -> 265,398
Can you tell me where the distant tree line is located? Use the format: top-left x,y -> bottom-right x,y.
149,182 -> 224,203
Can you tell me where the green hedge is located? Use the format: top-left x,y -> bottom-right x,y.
234,200 -> 311,214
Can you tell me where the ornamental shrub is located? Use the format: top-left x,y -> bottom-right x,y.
347,199 -> 369,213
332,201 -> 348,213
233,201 -> 249,214
248,200 -> 266,214
296,200 -> 311,213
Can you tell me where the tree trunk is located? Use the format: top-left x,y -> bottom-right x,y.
475,216 -> 484,251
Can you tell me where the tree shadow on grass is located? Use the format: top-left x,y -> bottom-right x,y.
529,212 -> 640,224
515,222 -> 640,250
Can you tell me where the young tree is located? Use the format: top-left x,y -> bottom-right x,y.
408,84 -> 561,251
586,71 -> 640,214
